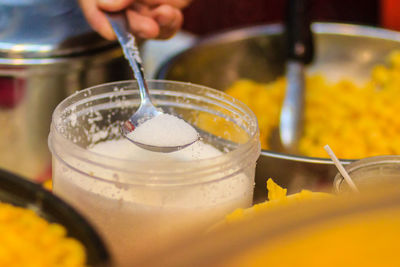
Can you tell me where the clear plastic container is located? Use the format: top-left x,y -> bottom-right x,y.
334,155 -> 400,193
48,80 -> 260,266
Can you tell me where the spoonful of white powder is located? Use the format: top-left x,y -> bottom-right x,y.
107,12 -> 199,152
126,113 -> 199,153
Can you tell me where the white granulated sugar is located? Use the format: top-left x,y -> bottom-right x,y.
127,113 -> 199,147
89,138 -> 221,161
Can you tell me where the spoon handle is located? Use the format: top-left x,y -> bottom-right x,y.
106,12 -> 152,105
285,0 -> 314,64
279,0 -> 314,152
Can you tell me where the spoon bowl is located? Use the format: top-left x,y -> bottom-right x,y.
107,12 -> 198,152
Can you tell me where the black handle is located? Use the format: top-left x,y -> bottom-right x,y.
285,0 -> 314,64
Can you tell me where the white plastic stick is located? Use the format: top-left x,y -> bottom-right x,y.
324,144 -> 359,193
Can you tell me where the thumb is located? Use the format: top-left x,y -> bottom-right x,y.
97,0 -> 135,12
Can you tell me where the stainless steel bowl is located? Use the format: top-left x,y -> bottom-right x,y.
156,23 -> 400,202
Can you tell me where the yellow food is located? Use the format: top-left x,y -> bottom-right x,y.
227,206 -> 400,267
223,179 -> 331,224
0,202 -> 87,267
225,51 -> 400,159
219,181 -> 400,267
43,179 -> 52,191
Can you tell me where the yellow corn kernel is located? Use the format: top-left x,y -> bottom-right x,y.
225,50 -> 400,159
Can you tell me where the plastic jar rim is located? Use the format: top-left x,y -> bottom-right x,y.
49,80 -> 261,185
333,155 -> 400,193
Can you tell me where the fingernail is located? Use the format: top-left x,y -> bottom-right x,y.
157,15 -> 171,27
136,28 -> 157,39
97,0 -> 117,6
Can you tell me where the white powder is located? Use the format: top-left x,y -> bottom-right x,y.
127,113 -> 199,147
89,138 -> 221,161
55,138 -> 253,266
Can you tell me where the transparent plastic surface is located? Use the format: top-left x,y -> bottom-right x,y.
48,80 -> 260,266
334,155 -> 400,193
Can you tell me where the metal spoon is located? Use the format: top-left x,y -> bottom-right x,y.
274,0 -> 314,153
107,12 -> 198,153
279,60 -> 306,153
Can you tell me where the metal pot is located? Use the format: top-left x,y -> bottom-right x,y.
0,0 -> 130,180
156,23 -> 400,202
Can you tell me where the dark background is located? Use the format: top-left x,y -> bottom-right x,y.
182,0 -> 380,35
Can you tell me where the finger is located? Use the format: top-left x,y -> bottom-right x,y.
151,5 -> 183,39
96,0 -> 136,12
79,0 -> 116,40
126,9 -> 160,39
137,0 -> 191,9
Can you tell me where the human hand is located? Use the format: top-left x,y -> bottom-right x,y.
79,0 -> 191,40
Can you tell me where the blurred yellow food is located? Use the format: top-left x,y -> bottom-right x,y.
0,202 -> 87,267
224,179 -> 331,224
228,205 -> 400,267
226,51 -> 400,159
43,179 -> 52,191
220,180 -> 400,267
